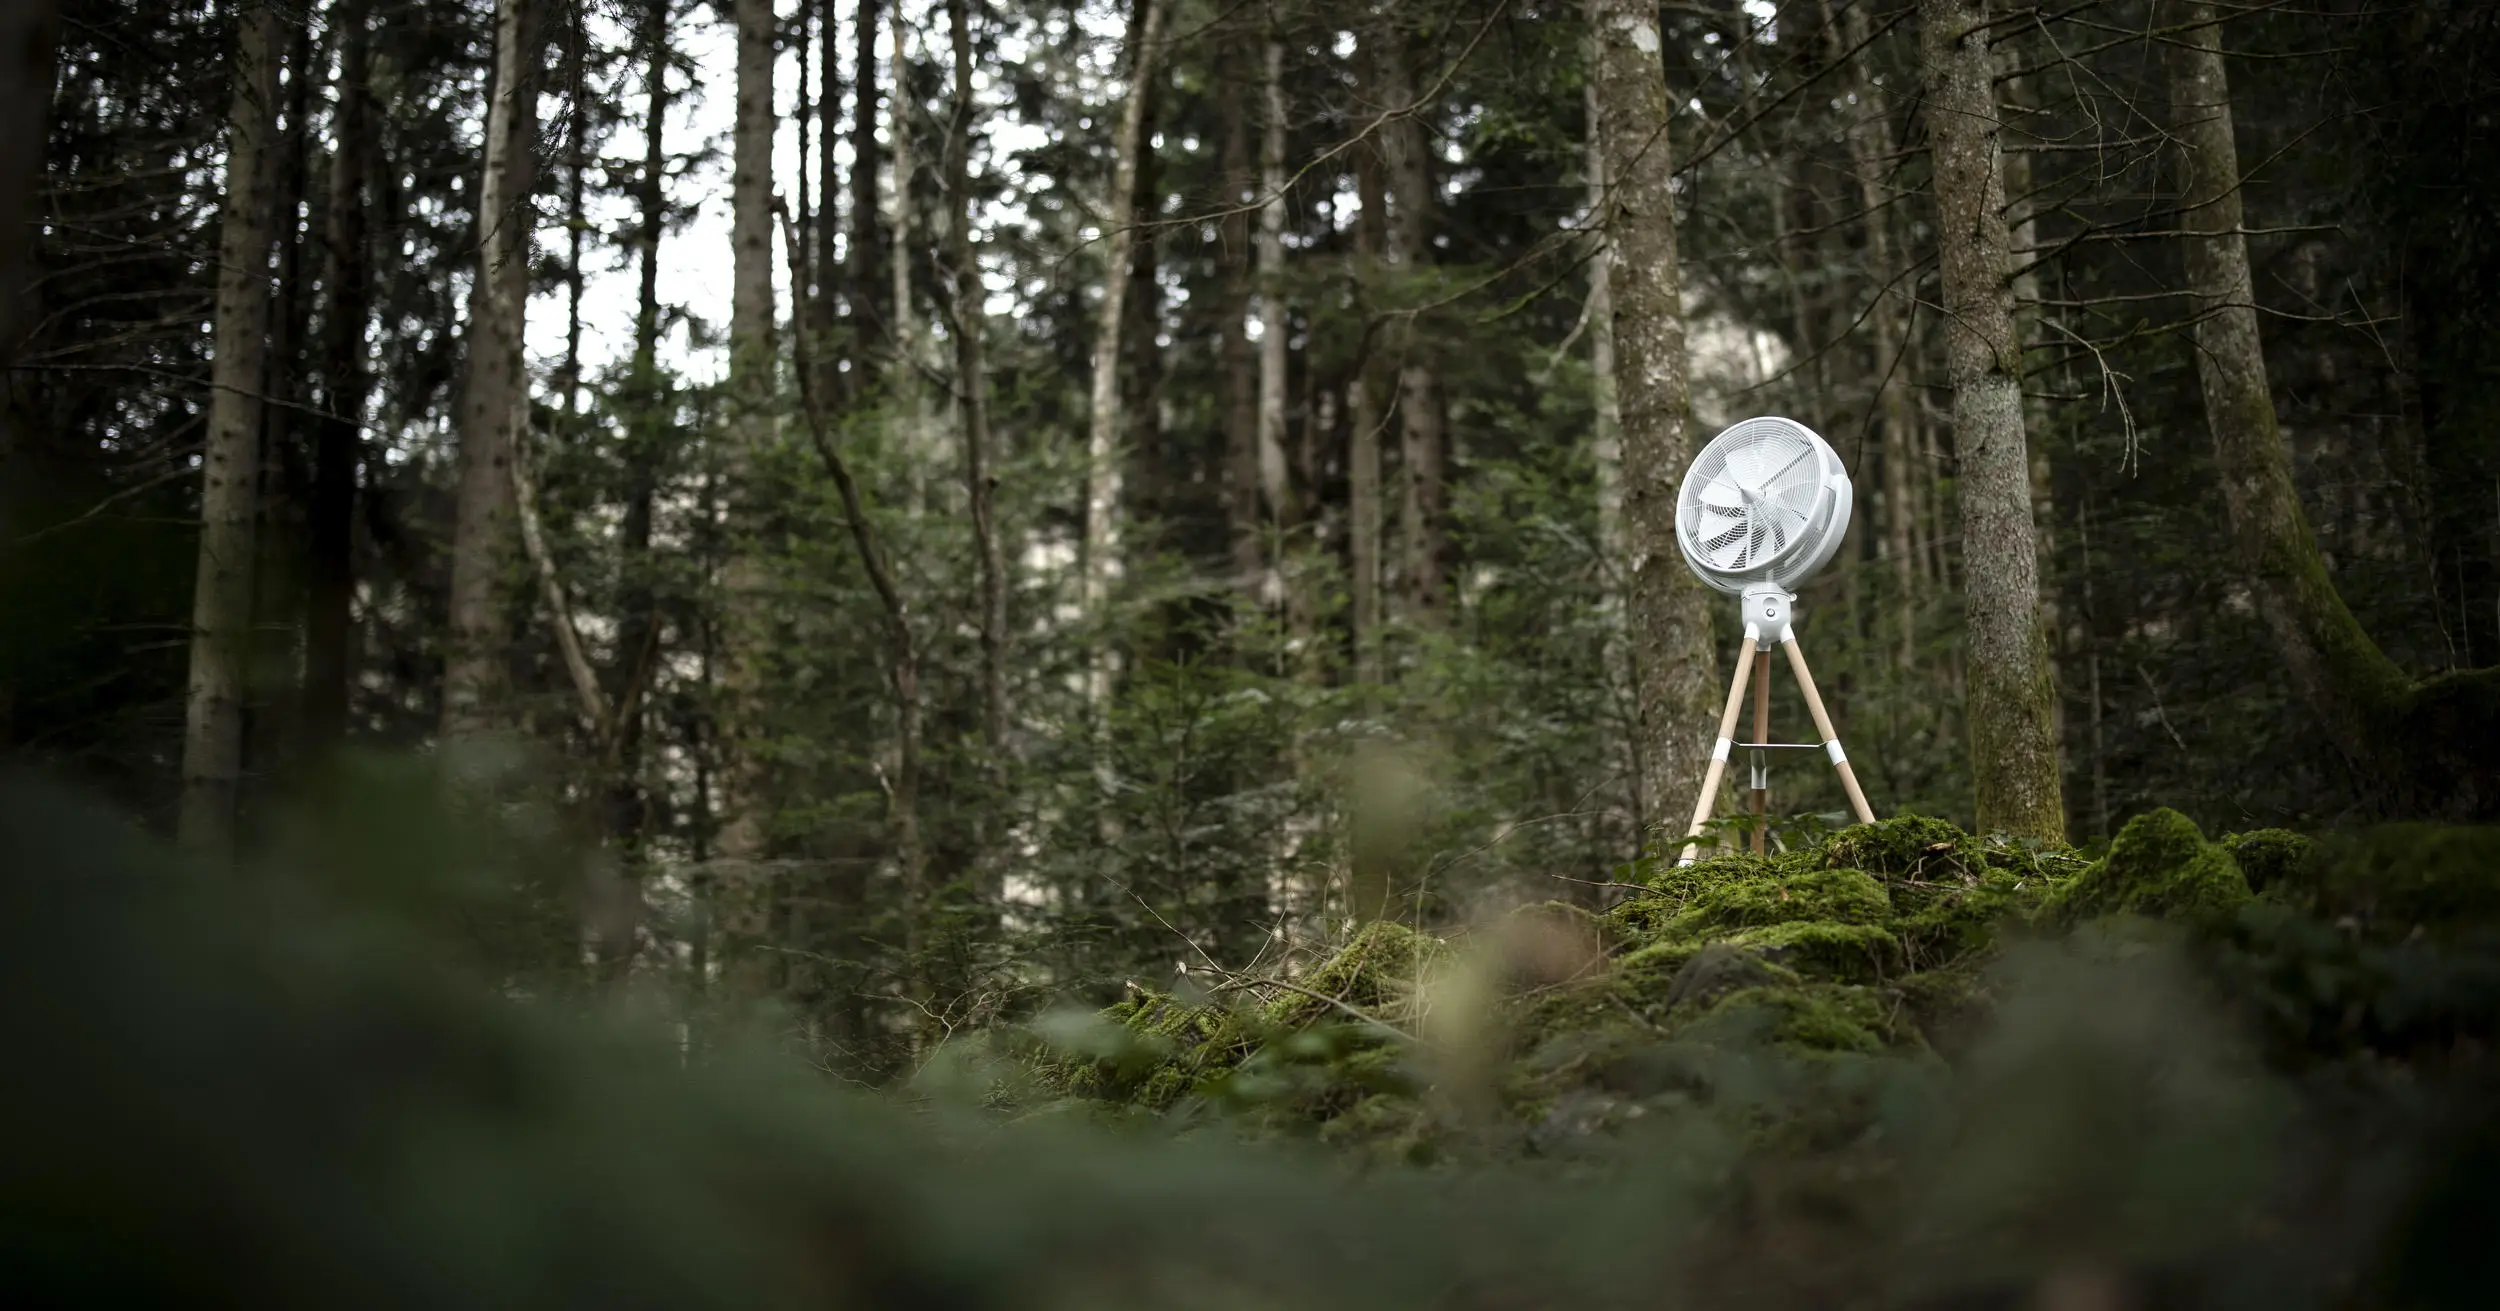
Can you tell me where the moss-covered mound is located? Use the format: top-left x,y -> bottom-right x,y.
1032,812 -> 2500,1160
2039,807 -> 2253,926
1036,818 -> 2089,1142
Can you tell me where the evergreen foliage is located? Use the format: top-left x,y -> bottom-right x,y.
8,0 -> 2500,1296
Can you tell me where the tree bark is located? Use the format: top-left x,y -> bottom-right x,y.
2163,0 -> 2469,793
1081,0 -> 1171,713
1583,65 -> 1638,834
557,3 -> 590,418
0,1 -> 57,472
441,0 -> 539,743
729,0 -> 777,371
1917,0 -> 2064,840
1121,102 -> 1165,540
1348,143 -> 1387,687
849,0 -> 886,360
251,14 -> 315,769
1825,0 -> 1919,660
179,0 -> 286,852
888,26 -> 937,505
813,0 -> 842,400
1256,34 -> 1296,606
1588,0 -> 1717,838
608,0 -> 672,859
305,0 -> 373,753
712,0 -> 780,982
948,0 -> 1008,765
1221,47 -> 1261,589
1376,26 -> 1445,629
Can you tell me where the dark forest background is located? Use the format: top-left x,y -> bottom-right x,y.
6,0 -> 2500,1074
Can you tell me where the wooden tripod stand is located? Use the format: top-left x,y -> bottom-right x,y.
1678,601 -> 1876,864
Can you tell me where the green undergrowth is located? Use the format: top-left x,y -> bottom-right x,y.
1024,810 -> 2500,1168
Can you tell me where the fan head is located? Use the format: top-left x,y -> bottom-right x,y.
1675,416 -> 1853,595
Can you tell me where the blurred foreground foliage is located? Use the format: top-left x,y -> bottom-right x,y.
8,764 -> 2500,1308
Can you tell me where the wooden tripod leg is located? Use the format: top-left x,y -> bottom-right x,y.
1781,635 -> 1877,825
1680,630 -> 1758,864
1751,649 -> 1771,853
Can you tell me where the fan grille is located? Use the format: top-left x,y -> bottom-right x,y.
1681,419 -> 1824,574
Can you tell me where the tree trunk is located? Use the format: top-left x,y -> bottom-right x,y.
1221,51 -> 1261,589
728,0 -> 777,377
305,0 -> 373,753
1825,0 -> 1919,663
1081,0 -> 1171,715
1917,0 -> 2064,840
442,0 -> 539,743
1256,34 -> 1296,608
251,13 -> 315,771
1376,27 -> 1445,629
948,0 -> 1008,766
813,0 -> 842,401
888,28 -> 937,507
849,0 -> 886,361
1583,66 -> 1638,836
1588,0 -> 1717,838
0,2 -> 57,472
560,3 -> 590,420
1121,104 -> 1165,539
712,0 -> 779,986
2163,0 -> 2459,791
179,0 -> 286,852
607,0 -> 672,879
1348,143 -> 1387,688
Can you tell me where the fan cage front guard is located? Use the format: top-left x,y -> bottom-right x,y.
1675,417 -> 1850,597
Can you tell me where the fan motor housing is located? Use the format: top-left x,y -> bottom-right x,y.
1675,416 -> 1853,597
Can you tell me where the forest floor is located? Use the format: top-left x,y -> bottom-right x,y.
11,778 -> 2500,1308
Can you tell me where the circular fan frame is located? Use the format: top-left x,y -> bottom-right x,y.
1674,416 -> 1853,597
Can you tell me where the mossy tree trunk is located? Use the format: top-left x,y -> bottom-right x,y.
2165,0 -> 2500,814
1917,0 -> 2065,841
1589,0 -> 1718,839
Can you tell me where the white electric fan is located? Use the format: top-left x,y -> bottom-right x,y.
1674,416 -> 1875,862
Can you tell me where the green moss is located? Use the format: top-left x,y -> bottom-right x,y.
1891,969 -> 1991,1054
1263,920 -> 1443,1030
1051,816 -> 2065,1147
1315,1093 -> 1438,1163
2223,828 -> 2313,894
1668,867 -> 1893,936
1725,919 -> 1900,983
1684,983 -> 1889,1055
2270,824 -> 2500,937
1659,942 -> 1803,1010
2041,808 -> 2251,927
1890,870 -> 2048,970
1823,814 -> 1976,877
